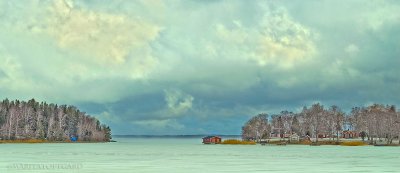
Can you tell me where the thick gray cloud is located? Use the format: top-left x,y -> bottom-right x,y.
0,0 -> 399,135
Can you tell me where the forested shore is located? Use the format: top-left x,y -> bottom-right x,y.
0,99 -> 111,142
242,103 -> 400,145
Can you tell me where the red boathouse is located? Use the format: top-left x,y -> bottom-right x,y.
202,136 -> 222,144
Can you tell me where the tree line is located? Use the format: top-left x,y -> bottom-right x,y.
242,103 -> 400,144
0,98 -> 111,142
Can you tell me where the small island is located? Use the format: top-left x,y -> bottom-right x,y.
0,98 -> 111,143
240,103 -> 400,146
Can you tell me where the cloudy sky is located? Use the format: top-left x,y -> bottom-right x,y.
1,0 -> 399,135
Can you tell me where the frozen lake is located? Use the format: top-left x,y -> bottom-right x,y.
1,137 -> 399,173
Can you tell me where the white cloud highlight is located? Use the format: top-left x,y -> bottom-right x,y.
345,44 -> 359,54
164,89 -> 194,115
46,0 -> 160,65
214,7 -> 316,69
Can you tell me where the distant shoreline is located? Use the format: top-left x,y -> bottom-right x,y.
112,135 -> 241,138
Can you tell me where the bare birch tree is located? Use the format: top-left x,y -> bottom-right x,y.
0,99 -> 111,142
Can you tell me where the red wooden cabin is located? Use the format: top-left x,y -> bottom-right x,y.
202,136 -> 222,144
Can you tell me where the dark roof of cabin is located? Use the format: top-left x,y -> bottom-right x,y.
202,136 -> 220,139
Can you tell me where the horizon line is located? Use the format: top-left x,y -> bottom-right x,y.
112,134 -> 241,136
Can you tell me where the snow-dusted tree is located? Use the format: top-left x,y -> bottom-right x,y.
306,103 -> 325,142
242,113 -> 270,141
291,115 -> 301,135
330,105 -> 344,143
0,99 -> 111,142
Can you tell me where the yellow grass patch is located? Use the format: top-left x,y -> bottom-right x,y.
0,139 -> 48,144
221,139 -> 256,145
340,141 -> 368,146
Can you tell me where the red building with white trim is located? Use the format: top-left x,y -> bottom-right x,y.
202,136 -> 222,144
